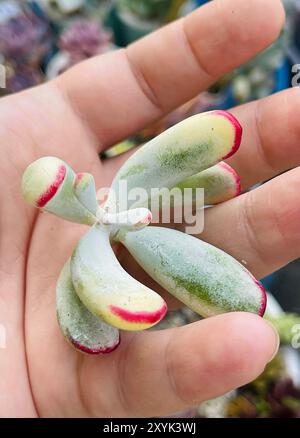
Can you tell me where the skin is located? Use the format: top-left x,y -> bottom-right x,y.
0,0 -> 294,418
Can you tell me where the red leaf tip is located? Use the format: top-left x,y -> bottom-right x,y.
70,335 -> 120,355
109,302 -> 167,324
37,164 -> 66,208
212,110 -> 243,160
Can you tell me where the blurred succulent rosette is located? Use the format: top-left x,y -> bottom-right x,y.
46,17 -> 113,78
59,17 -> 112,58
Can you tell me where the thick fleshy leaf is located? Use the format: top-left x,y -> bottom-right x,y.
73,172 -> 99,216
57,260 -> 120,354
121,227 -> 266,317
106,111 -> 242,211
22,156 -> 96,225
174,162 -> 241,206
150,162 -> 241,213
70,224 -> 167,331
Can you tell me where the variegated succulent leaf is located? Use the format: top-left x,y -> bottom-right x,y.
57,259 -> 120,354
174,161 -> 241,207
149,161 -> 241,214
70,224 -> 167,331
120,226 -> 267,317
106,111 -> 242,212
21,156 -> 97,225
73,172 -> 99,216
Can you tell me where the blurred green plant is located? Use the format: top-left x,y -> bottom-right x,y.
226,354 -> 300,418
118,0 -> 185,22
268,313 -> 300,345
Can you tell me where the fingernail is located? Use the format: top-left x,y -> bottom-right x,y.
266,321 -> 280,363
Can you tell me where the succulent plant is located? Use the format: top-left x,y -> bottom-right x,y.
21,110 -> 266,355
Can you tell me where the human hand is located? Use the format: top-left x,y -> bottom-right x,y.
0,0 -> 289,417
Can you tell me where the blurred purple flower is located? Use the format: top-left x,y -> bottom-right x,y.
59,18 -> 112,59
0,10 -> 52,64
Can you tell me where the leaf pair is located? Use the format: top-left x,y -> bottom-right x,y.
106,110 -> 242,211
21,156 -> 98,225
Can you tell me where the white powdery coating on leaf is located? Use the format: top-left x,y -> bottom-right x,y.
74,173 -> 99,216
175,162 -> 239,206
123,227 -> 263,316
43,162 -> 96,225
108,113 -> 236,210
21,156 -> 64,205
57,260 -> 119,352
70,224 -> 166,331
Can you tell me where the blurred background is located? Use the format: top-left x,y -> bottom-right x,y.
1,0 -> 300,418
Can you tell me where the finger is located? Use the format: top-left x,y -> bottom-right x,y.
84,312 -> 278,417
197,167 -> 300,280
105,87 -> 300,192
56,0 -> 284,150
226,88 -> 300,189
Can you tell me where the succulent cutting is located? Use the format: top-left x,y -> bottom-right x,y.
21,110 -> 267,355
